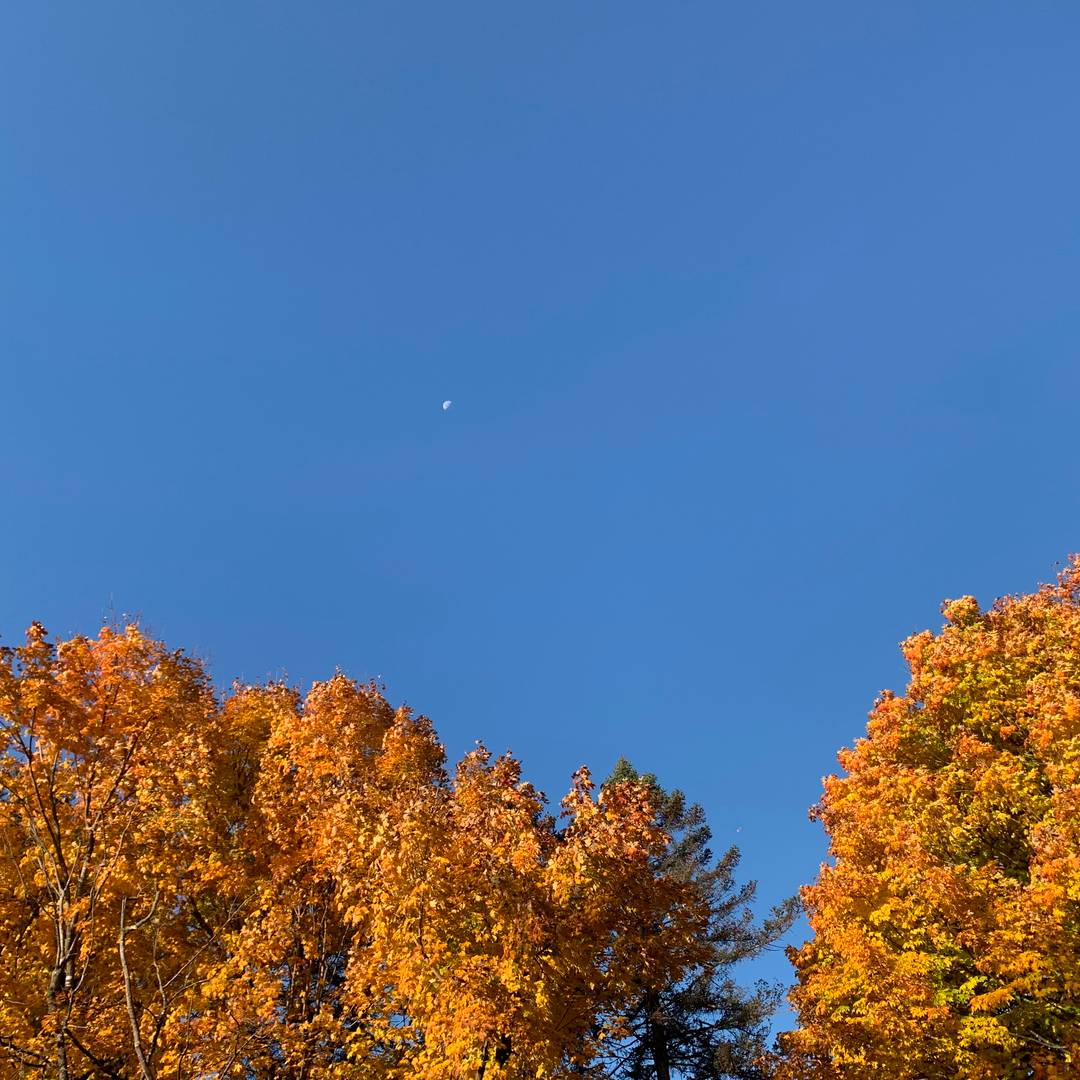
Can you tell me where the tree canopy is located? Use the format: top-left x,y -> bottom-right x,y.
28,553 -> 1080,1078
0,623 -> 722,1079
780,559 -> 1080,1079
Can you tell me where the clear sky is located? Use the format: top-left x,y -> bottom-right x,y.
4,2 -> 1080,1017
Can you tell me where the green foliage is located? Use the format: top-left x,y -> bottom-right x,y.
596,759 -> 799,1080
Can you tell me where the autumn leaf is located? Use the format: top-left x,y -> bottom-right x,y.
779,557 -> 1080,1080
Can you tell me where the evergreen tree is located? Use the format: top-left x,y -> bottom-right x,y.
597,758 -> 799,1080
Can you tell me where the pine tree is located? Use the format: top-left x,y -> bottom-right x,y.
597,758 -> 799,1080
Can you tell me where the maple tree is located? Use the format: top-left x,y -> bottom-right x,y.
0,624 -> 714,1079
779,558 -> 1080,1079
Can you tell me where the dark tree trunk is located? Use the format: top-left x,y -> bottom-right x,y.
645,990 -> 672,1080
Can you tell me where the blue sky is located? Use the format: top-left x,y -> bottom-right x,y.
4,2 -> 1080,1017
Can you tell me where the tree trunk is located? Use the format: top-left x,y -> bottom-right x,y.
54,1027 -> 68,1080
645,990 -> 672,1080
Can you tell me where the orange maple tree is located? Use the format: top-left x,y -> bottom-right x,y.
780,559 -> 1080,1079
0,623 -> 711,1078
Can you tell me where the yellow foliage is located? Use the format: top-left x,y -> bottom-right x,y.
779,559 -> 1080,1079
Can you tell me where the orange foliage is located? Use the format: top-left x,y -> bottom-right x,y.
780,559 -> 1080,1079
0,625 -> 707,1078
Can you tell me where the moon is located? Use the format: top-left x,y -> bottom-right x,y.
442,400 -> 452,411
